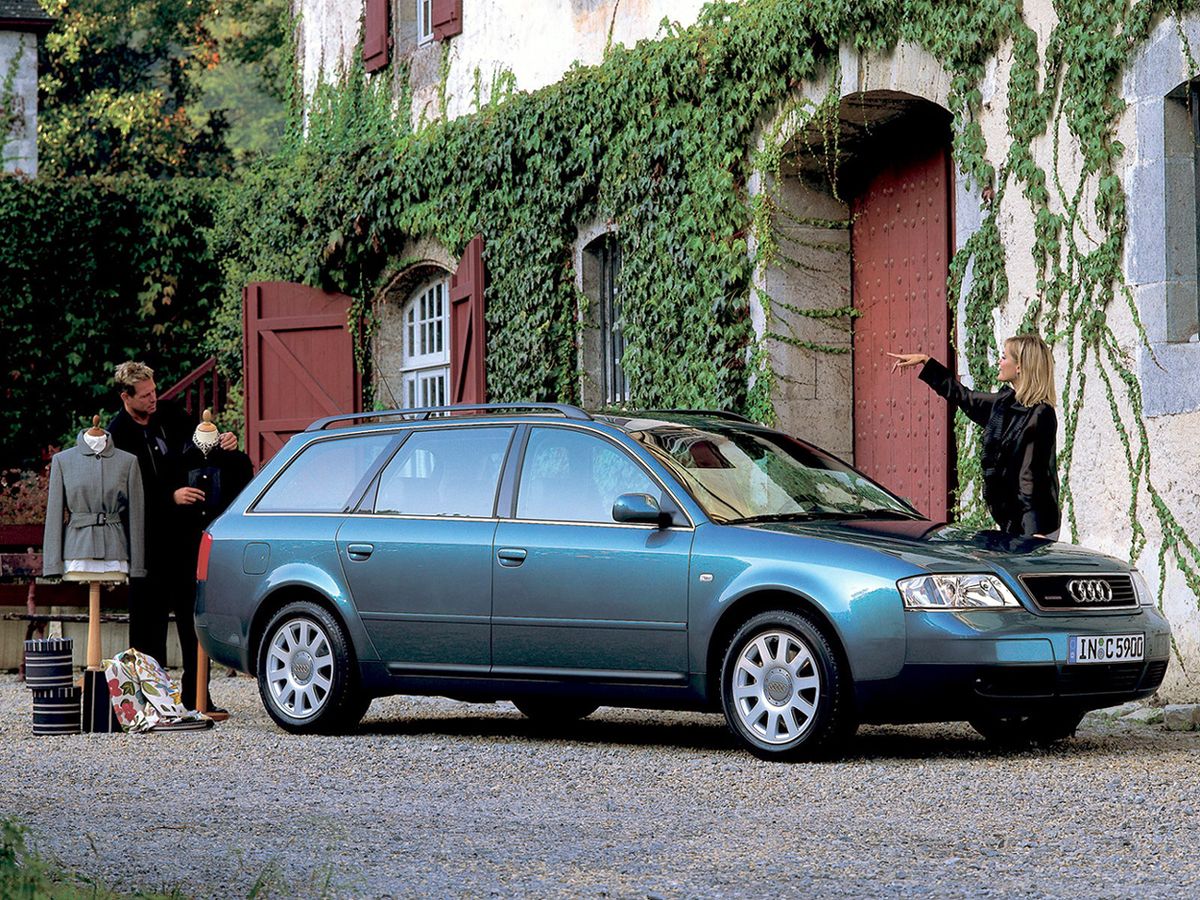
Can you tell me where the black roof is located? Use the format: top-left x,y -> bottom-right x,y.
0,0 -> 53,30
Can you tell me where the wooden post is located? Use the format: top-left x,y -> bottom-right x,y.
196,644 -> 208,714
86,581 -> 102,671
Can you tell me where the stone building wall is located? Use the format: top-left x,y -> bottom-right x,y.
0,29 -> 39,175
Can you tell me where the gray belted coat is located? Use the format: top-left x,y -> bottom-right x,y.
43,431 -> 146,577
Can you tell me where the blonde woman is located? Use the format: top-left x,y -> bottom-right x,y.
888,334 -> 1060,539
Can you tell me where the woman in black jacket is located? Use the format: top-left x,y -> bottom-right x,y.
888,334 -> 1060,539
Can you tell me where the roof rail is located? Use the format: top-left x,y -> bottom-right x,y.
305,402 -> 593,431
629,409 -> 756,424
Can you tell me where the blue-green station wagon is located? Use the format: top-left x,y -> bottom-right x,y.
195,404 -> 1172,759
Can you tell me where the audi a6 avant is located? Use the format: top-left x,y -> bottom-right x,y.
195,404 -> 1172,759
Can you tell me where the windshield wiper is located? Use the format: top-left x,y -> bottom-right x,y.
726,512 -> 816,524
728,509 -> 922,524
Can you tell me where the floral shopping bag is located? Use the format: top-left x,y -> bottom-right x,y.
103,648 -> 211,733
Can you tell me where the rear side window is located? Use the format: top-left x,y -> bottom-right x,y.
254,434 -> 394,513
374,426 -> 514,517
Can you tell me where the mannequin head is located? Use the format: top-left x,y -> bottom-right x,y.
115,361 -> 157,425
82,414 -> 107,453
193,409 -> 220,456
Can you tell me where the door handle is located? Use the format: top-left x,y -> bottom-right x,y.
346,543 -> 374,561
496,547 -> 527,567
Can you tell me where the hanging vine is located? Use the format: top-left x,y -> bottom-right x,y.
0,35 -> 27,161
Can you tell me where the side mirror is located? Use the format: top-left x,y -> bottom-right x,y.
612,493 -> 671,528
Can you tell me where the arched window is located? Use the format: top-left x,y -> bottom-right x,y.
400,277 -> 450,407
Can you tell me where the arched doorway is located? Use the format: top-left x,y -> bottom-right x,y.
845,95 -> 954,521
763,91 -> 955,520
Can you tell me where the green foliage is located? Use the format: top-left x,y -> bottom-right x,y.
208,54 -> 406,381
0,816 -> 329,898
0,174 -> 222,470
189,0 -> 290,163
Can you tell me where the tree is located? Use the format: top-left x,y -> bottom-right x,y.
36,0 -> 236,177
189,0 -> 289,163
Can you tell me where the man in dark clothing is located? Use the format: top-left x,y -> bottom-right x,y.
109,361 -> 237,710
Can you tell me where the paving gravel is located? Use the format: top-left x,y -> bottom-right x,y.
1,673 -> 1198,899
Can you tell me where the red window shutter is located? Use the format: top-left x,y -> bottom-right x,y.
431,0 -> 463,41
449,235 -> 486,405
363,0 -> 391,73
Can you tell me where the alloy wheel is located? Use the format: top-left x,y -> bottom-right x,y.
731,629 -> 822,745
265,617 -> 335,720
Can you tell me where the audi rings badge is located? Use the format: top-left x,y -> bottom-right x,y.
1067,578 -> 1114,604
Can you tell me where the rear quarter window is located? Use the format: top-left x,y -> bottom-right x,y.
254,433 -> 394,513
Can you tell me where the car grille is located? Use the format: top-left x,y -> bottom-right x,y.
1018,573 -> 1137,611
975,660 -> 1167,698
1057,663 -> 1144,695
1142,660 -> 1168,691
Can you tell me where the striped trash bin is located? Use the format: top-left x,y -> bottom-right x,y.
31,686 -> 82,735
24,638 -> 75,690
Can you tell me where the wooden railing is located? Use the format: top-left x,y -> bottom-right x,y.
160,356 -> 228,417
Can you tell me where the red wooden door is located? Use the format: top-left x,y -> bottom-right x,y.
851,143 -> 953,521
449,235 -> 486,405
243,282 -> 362,470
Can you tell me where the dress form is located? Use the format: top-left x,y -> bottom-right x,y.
67,418 -> 125,672
190,409 -> 222,718
44,415 -> 143,676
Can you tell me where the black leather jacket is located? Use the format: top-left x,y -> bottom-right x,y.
919,358 -> 1060,536
108,400 -> 197,567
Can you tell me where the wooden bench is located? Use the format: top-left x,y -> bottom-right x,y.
1,541 -> 133,676
3,610 -> 142,624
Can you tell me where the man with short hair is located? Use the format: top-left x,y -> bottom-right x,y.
109,361 -> 236,711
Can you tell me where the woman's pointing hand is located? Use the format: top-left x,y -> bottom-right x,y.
887,351 -> 930,373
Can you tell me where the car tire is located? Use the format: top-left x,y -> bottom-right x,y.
969,709 -> 1086,748
257,600 -> 365,734
720,609 -> 853,761
512,697 -> 599,723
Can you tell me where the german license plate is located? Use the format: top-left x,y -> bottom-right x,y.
1068,634 -> 1144,664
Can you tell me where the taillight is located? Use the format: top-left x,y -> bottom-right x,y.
196,532 -> 213,581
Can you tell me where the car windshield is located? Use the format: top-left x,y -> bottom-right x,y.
628,421 -> 921,524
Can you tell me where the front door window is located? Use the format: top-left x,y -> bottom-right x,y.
516,426 -> 661,523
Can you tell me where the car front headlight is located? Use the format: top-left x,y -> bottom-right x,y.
897,574 -> 1021,610
1131,569 -> 1156,607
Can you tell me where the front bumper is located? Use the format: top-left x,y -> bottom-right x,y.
854,605 -> 1172,723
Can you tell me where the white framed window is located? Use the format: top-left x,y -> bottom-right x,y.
401,277 -> 450,408
417,0 -> 434,45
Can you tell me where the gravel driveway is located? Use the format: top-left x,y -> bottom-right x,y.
1,673 -> 1197,899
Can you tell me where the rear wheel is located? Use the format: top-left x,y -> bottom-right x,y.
969,709 -> 1085,748
512,697 -> 599,723
257,601 -> 366,734
720,610 -> 853,761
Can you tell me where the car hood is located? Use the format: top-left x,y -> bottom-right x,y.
743,517 -> 1129,574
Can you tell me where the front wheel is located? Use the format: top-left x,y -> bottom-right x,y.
257,600 -> 365,734
720,610 -> 853,761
